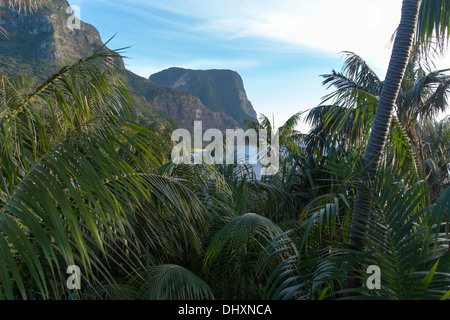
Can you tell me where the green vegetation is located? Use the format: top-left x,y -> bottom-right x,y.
0,1 -> 253,133
0,0 -> 448,300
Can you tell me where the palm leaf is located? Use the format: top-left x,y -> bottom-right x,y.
203,213 -> 288,299
133,264 -> 214,300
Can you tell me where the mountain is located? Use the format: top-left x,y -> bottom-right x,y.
125,71 -> 241,131
0,0 -> 255,131
0,0 -> 104,76
150,67 -> 258,126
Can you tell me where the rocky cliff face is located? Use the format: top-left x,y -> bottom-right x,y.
0,0 -> 253,131
125,70 -> 240,131
0,0 -> 104,76
150,67 -> 258,126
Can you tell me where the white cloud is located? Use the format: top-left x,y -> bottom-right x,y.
87,0 -> 449,129
128,0 -> 403,71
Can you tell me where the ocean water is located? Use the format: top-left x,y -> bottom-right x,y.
192,145 -> 264,179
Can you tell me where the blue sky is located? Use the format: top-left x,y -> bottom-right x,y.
68,0 -> 448,132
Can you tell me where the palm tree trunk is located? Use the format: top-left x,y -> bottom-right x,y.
347,0 -> 424,291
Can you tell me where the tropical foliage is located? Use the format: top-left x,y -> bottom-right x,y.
0,0 -> 448,300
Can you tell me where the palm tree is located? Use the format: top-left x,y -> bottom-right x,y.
348,0 -> 449,290
308,51 -> 450,181
420,116 -> 450,197
203,212 -> 297,299
260,162 -> 450,300
361,0 -> 423,178
0,0 -> 215,300
0,46 -> 211,299
244,112 -> 305,155
415,0 -> 450,59
1,0 -> 448,300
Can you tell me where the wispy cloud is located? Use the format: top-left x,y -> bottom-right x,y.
72,0 -> 449,129
123,0 -> 403,70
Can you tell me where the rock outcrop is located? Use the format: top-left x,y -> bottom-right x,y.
0,0 -> 255,131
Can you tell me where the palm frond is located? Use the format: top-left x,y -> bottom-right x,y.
203,213 -> 288,299
133,264 -> 214,300
416,0 -> 450,55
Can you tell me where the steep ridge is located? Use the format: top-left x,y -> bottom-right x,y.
150,67 -> 258,126
0,0 -> 250,131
